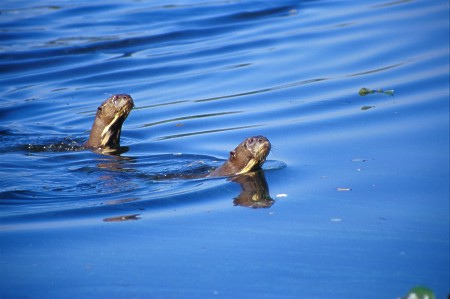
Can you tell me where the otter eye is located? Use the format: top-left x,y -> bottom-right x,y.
97,106 -> 103,111
258,138 -> 263,143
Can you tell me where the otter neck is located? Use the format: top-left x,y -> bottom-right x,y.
87,113 -> 123,148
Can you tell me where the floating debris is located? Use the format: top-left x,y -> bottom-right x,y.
330,217 -> 342,222
359,87 -> 394,96
276,193 -> 288,198
361,105 -> 375,110
352,158 -> 373,162
103,214 -> 141,222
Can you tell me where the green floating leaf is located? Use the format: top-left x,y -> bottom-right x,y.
359,87 -> 373,96
383,89 -> 395,96
358,87 -> 394,96
403,285 -> 435,299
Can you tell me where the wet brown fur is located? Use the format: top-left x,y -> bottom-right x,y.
208,135 -> 271,177
86,94 -> 134,149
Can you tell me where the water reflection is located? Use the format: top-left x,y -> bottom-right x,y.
103,214 -> 141,222
231,171 -> 274,208
99,166 -> 275,223
95,153 -> 277,211
92,145 -> 130,156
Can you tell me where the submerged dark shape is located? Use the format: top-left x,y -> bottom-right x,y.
85,94 -> 134,150
208,135 -> 271,177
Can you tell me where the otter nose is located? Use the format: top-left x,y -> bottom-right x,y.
113,94 -> 134,108
250,136 -> 266,143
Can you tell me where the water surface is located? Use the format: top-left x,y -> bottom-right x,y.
1,0 -> 449,298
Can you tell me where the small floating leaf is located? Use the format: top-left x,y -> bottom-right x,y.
383,89 -> 395,96
359,87 -> 395,96
359,87 -> 373,96
361,105 -> 375,110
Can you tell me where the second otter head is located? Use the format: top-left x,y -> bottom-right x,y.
207,135 -> 271,177
233,135 -> 271,174
86,94 -> 134,149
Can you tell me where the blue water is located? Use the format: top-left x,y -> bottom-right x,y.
1,0 -> 449,298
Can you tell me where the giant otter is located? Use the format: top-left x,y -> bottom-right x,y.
22,94 -> 134,154
85,94 -> 134,149
208,135 -> 271,177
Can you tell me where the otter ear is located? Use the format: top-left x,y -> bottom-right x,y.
229,150 -> 236,160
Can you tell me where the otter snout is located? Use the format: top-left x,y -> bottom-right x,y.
245,135 -> 271,154
112,94 -> 134,110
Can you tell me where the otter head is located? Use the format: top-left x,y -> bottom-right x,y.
230,135 -> 271,175
86,94 -> 134,149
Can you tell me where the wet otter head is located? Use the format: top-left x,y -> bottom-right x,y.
233,135 -> 271,174
209,135 -> 271,177
86,94 -> 134,149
